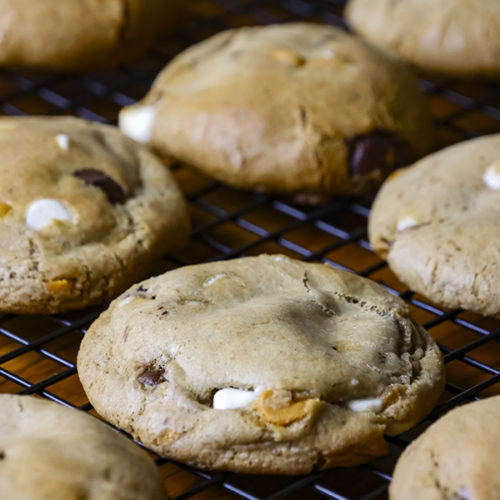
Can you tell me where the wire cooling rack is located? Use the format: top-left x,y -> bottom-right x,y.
1,1 -> 500,499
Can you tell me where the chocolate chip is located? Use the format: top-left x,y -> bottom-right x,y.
137,368 -> 165,387
73,168 -> 125,204
347,131 -> 413,178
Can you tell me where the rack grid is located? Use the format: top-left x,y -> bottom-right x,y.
0,1 -> 499,499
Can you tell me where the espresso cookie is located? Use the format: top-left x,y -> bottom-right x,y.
390,396 -> 500,500
0,0 -> 176,71
346,0 -> 500,78
369,133 -> 500,317
0,395 -> 165,500
119,23 -> 433,198
78,255 -> 444,474
0,116 -> 189,314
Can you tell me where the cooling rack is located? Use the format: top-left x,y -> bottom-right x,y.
0,1 -> 499,499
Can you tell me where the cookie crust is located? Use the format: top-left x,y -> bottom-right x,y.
0,0 -> 176,71
390,396 -> 500,500
0,395 -> 166,500
119,23 -> 433,197
346,0 -> 500,78
369,133 -> 500,317
78,255 -> 444,474
0,116 -> 189,314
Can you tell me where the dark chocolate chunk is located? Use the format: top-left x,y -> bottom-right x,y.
137,368 -> 165,387
74,168 -> 125,204
347,130 -> 413,178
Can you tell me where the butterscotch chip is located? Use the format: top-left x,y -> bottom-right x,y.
48,278 -> 72,294
0,116 -> 189,314
78,255 -> 444,474
256,389 -> 321,426
0,394 -> 166,500
0,202 -> 11,217
269,48 -> 305,66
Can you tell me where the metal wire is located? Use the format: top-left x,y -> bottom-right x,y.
0,1 -> 499,499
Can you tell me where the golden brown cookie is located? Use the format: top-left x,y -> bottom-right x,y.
0,0 -> 177,71
0,394 -> 166,500
78,255 -> 445,474
119,23 -> 433,198
0,116 -> 189,314
390,396 -> 500,500
369,133 -> 500,317
346,0 -> 500,78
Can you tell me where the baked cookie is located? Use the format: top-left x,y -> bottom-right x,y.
119,23 -> 433,198
0,394 -> 165,500
345,0 -> 500,78
369,133 -> 500,317
0,0 -> 176,71
0,116 -> 189,314
77,254 -> 445,474
390,396 -> 500,500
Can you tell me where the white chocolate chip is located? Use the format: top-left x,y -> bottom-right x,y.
119,105 -> 156,143
483,161 -> 500,189
213,388 -> 260,410
350,379 -> 359,386
348,397 -> 383,413
397,215 -> 420,232
455,486 -> 471,500
119,296 -> 134,306
203,274 -> 225,287
55,134 -> 70,151
273,255 -> 286,262
26,199 -> 72,230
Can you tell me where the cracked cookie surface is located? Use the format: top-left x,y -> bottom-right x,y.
77,254 -> 444,474
119,22 -> 433,198
0,0 -> 176,71
346,0 -> 500,78
390,396 -> 500,500
369,133 -> 500,317
0,394 -> 166,500
0,116 -> 189,314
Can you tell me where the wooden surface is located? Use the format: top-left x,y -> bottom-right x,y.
0,1 -> 500,499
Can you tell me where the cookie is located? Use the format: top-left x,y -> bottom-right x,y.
369,133 -> 500,317
0,394 -> 166,500
77,254 -> 445,474
0,116 -> 189,314
119,23 -> 433,198
345,0 -> 500,78
0,0 -> 176,71
390,396 -> 500,500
